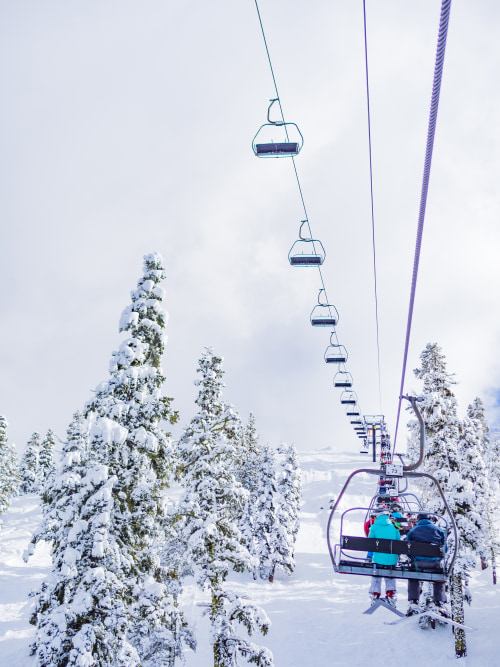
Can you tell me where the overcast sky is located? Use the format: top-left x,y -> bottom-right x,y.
1,0 -> 499,456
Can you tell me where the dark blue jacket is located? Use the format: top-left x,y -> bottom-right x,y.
406,519 -> 447,561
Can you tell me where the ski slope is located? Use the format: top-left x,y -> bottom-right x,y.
1,449 -> 499,666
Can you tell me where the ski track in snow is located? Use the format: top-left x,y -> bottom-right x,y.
1,452 -> 499,666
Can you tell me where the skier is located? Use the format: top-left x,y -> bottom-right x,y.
405,512 -> 447,616
368,510 -> 401,607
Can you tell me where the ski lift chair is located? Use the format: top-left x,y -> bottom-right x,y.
288,220 -> 326,266
334,371 -> 353,388
324,336 -> 348,364
253,98 -> 304,158
311,290 -> 339,327
327,396 -> 458,583
340,390 -> 358,405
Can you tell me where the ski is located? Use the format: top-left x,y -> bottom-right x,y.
384,610 -> 475,631
363,598 -> 405,617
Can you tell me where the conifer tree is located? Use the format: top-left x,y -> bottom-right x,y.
487,428 -> 500,491
446,416 -> 490,656
38,428 -> 56,489
409,343 -> 486,657
19,432 -> 41,494
236,414 -> 262,501
269,443 -> 301,582
25,412 -> 89,559
234,414 -> 267,576
176,348 -> 273,667
27,253 -> 193,667
0,416 -> 19,520
252,444 -> 280,582
411,343 -> 461,511
466,399 -> 499,584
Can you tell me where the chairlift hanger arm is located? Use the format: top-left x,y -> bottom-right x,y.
402,394 -> 424,472
267,97 -> 284,125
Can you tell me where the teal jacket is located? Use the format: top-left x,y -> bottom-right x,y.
368,514 -> 400,566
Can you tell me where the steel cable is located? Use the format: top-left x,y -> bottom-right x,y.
253,0 -> 360,413
393,0 -> 452,451
363,0 -> 383,415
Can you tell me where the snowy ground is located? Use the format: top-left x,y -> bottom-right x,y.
1,449 -> 499,666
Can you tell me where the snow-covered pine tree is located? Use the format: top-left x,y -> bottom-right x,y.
236,414 -> 262,502
233,414 -> 267,577
28,253 -> 193,667
487,428 -> 500,491
38,428 -> 56,489
19,432 -> 41,494
447,416 -> 490,657
411,343 -> 461,511
467,398 -> 499,584
25,411 -> 89,560
251,444 -> 280,582
0,416 -> 19,520
268,443 -> 302,582
175,348 -> 273,667
409,343 -> 482,657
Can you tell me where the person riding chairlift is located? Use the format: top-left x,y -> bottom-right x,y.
367,509 -> 401,607
406,512 -> 448,616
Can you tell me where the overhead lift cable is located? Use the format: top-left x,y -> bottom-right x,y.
253,0 -> 363,423
362,0 -> 383,416
393,0 -> 452,450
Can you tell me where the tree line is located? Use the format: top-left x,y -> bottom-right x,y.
1,253 -> 301,667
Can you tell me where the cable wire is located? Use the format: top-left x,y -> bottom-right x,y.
253,0 -> 361,414
362,0 -> 383,415
393,0 -> 452,450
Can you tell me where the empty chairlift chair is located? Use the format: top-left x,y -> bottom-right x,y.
311,289 -> 339,327
253,98 -> 304,158
340,390 -> 358,405
346,406 -> 360,417
334,371 -> 353,388
324,335 -> 348,364
288,220 -> 326,266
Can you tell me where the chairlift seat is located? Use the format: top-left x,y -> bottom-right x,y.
289,254 -> 324,266
326,353 -> 347,363
336,561 -> 446,582
312,317 -> 338,327
255,142 -> 299,157
336,535 -> 446,581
